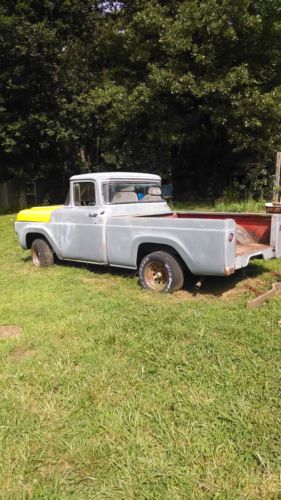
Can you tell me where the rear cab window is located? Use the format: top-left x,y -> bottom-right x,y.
103,182 -> 163,204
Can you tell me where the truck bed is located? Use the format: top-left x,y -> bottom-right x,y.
171,211 -> 277,268
137,209 -> 281,273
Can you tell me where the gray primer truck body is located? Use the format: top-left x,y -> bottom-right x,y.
15,172 -> 281,288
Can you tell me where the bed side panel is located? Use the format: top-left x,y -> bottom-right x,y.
106,216 -> 236,275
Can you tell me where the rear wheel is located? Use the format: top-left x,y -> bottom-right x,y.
31,239 -> 54,267
139,251 -> 184,293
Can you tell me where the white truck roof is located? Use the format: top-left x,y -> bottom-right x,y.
70,172 -> 161,182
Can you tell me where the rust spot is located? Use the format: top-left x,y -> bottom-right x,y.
224,266 -> 235,276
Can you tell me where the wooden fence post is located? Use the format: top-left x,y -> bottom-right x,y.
273,151 -> 281,202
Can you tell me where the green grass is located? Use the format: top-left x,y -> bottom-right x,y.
0,214 -> 280,498
173,199 -> 266,213
214,198 -> 266,213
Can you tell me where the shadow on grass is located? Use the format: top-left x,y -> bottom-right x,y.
184,261 -> 271,298
21,253 -> 136,279
55,257 -> 137,279
21,255 -> 32,262
21,252 -> 274,299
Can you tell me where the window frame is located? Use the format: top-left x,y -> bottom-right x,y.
72,180 -> 97,207
102,181 -> 163,205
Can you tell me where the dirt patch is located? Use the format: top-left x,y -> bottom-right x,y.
10,346 -> 34,361
0,325 -> 22,339
140,273 -> 279,303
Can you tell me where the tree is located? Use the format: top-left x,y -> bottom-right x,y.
91,0 -> 281,196
0,0 -> 280,200
0,0 -> 95,182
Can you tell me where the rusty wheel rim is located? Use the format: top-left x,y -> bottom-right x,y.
143,261 -> 168,291
32,248 -> 40,267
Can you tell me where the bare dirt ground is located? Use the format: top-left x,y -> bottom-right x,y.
10,346 -> 35,361
0,325 -> 22,339
82,262 -> 281,304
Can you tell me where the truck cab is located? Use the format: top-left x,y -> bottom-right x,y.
54,172 -> 169,264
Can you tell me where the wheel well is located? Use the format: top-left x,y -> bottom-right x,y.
137,243 -> 187,271
26,233 -> 51,250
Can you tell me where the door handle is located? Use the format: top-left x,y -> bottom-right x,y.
88,213 -> 98,218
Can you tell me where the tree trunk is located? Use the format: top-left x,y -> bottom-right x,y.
273,152 -> 281,202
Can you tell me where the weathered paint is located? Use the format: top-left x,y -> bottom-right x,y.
14,172 -> 281,279
176,212 -> 272,244
224,266 -> 235,276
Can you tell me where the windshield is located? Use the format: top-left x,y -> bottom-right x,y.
103,182 -> 164,204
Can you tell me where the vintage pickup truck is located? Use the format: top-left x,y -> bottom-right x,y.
15,172 -> 281,293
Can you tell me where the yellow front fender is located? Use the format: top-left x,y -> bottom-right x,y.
17,205 -> 63,223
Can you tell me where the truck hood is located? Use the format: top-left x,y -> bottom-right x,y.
17,205 -> 63,223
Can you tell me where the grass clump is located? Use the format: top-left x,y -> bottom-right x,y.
0,214 -> 280,498
173,198 -> 266,213
214,198 -> 265,213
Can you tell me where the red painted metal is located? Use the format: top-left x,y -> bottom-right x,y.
175,212 -> 272,244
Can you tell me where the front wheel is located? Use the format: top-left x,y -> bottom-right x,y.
139,251 -> 184,293
31,239 -> 54,267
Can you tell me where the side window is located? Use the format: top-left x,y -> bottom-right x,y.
74,182 -> 96,206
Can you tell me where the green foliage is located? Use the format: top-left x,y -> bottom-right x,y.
0,1 -> 281,198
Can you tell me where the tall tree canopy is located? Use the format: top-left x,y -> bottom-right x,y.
0,0 -> 281,198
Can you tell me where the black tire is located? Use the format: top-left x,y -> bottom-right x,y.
31,239 -> 54,267
139,251 -> 184,293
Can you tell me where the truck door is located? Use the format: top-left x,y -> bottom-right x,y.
60,181 -> 107,263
